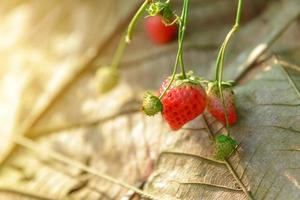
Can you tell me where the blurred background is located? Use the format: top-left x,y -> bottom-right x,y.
0,0 -> 299,199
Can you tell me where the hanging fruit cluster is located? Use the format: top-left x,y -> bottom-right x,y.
141,0 -> 238,131
94,0 -> 244,160
139,0 -> 243,160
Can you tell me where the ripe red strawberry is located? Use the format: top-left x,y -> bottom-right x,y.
159,76 -> 207,130
145,16 -> 178,44
207,83 -> 237,126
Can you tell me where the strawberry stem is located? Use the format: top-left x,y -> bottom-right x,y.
111,33 -> 127,70
159,0 -> 189,99
214,0 -> 243,133
125,0 -> 150,43
112,1 -> 153,70
178,0 -> 189,79
110,1 -> 150,71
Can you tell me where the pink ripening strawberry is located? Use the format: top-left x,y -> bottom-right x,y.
207,82 -> 237,126
159,74 -> 207,130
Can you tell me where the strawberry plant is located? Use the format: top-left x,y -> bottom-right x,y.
141,0 -> 240,134
142,0 -> 209,131
0,0 -> 300,200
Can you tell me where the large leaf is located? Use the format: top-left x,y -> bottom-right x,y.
144,63 -> 300,199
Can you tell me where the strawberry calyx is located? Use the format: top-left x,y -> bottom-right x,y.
142,92 -> 163,116
214,134 -> 238,160
146,1 -> 178,25
207,80 -> 235,94
171,71 -> 204,87
159,71 -> 205,97
206,81 -> 236,102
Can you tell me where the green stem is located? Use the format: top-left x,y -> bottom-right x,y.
111,34 -> 127,70
159,0 -> 189,99
159,48 -> 180,99
112,0 -> 152,70
235,0 -> 243,25
214,0 -> 243,133
217,24 -> 240,84
214,43 -> 225,81
218,84 -> 230,133
125,0 -> 149,43
215,0 -> 243,82
178,0 -> 189,78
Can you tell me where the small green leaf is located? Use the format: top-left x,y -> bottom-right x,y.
214,135 -> 238,160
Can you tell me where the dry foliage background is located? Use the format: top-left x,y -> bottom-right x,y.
0,0 -> 300,199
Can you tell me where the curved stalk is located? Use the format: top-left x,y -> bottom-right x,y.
214,0 -> 243,133
159,0 -> 189,99
125,0 -> 149,43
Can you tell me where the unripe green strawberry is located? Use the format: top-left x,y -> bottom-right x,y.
214,135 -> 238,160
96,66 -> 119,94
142,92 -> 163,116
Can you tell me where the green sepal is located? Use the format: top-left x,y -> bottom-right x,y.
207,80 -> 235,89
207,80 -> 235,96
146,2 -> 165,16
214,135 -> 238,160
146,1 -> 177,25
170,71 -> 204,87
142,92 -> 163,116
